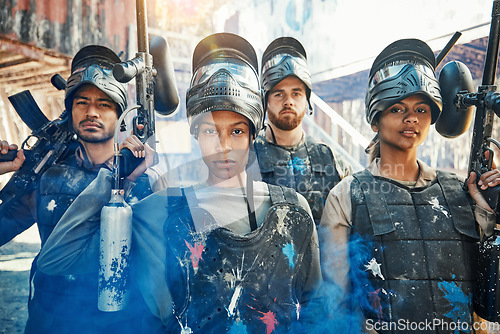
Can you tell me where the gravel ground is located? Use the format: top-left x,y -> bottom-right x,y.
0,227 -> 40,334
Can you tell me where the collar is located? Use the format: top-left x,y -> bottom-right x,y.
75,144 -> 113,171
261,125 -> 305,149
368,158 -> 436,187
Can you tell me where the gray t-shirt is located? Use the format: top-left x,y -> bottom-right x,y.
192,180 -> 313,235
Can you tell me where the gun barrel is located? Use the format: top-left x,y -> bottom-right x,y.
482,0 -> 500,85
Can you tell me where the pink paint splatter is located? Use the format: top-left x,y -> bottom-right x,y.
259,310 -> 278,334
368,288 -> 383,320
185,240 -> 204,269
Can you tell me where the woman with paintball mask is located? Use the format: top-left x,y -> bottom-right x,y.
130,32 -> 323,333
319,38 -> 500,332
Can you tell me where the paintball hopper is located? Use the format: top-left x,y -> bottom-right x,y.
435,61 -> 475,138
150,36 -> 180,115
112,35 -> 179,115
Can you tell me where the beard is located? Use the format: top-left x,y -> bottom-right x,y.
267,107 -> 305,131
73,120 -> 114,143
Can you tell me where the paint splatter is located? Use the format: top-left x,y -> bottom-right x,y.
365,258 -> 385,280
282,243 -> 295,268
185,241 -> 204,270
227,285 -> 243,317
428,197 -> 451,218
259,310 -> 278,334
295,301 -> 301,320
287,157 -> 308,175
46,199 -> 57,212
229,320 -> 248,334
177,318 -> 192,334
275,208 -> 288,236
368,289 -> 383,320
180,326 -> 193,334
438,279 -> 472,329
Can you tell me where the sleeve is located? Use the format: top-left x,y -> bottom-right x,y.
130,190 -> 174,326
294,220 -> 325,328
37,169 -> 113,275
0,190 -> 37,247
318,177 -> 354,302
475,204 -> 497,237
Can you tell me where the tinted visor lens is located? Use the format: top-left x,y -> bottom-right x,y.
369,63 -> 435,90
191,57 -> 259,92
262,53 -> 307,72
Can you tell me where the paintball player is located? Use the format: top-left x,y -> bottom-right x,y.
253,36 -> 351,225
0,45 -> 154,333
38,32 -> 323,333
319,38 -> 500,332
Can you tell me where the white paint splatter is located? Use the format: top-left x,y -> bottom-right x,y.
365,258 -> 385,280
428,197 -> 450,218
227,285 -> 243,317
224,253 -> 260,317
275,207 -> 288,236
46,199 -> 57,212
295,301 -> 301,320
224,272 -> 236,284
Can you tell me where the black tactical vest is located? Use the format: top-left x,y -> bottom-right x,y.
350,170 -> 479,333
29,155 -> 153,333
37,158 -> 98,245
253,134 -> 341,224
163,184 -> 315,333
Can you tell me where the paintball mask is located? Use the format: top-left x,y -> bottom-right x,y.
365,39 -> 442,125
65,45 -> 128,116
260,37 -> 312,112
186,33 -> 264,138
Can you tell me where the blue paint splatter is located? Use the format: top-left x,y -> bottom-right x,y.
438,278 -> 472,333
229,320 -> 248,334
287,157 -> 308,175
282,243 -> 296,268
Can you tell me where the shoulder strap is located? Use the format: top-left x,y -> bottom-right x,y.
352,170 -> 395,235
253,134 -> 274,172
268,184 -> 299,206
436,170 -> 478,239
304,136 -> 330,173
166,187 -> 189,214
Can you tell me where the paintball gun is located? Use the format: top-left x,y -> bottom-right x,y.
112,16 -> 179,178
98,0 -> 179,312
435,0 -> 500,322
0,75 -> 77,216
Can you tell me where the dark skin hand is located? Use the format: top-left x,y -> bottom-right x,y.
467,151 -> 500,212
119,124 -> 154,182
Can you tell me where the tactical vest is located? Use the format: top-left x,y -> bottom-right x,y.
29,155 -> 153,333
350,170 -> 479,333
163,184 -> 315,333
37,157 -> 98,245
253,134 -> 341,224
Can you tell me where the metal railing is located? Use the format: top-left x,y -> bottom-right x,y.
305,92 -> 369,172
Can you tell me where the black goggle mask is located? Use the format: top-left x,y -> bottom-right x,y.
190,57 -> 260,93
368,61 -> 436,90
